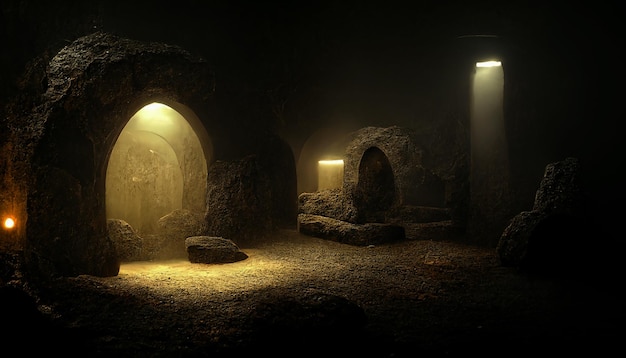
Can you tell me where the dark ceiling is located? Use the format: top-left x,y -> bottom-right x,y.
2,1 -> 620,94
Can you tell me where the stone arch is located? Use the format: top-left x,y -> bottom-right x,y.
343,126 -> 443,212
11,32 -> 218,277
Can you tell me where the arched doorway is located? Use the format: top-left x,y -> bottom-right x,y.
354,147 -> 395,223
105,102 -> 208,235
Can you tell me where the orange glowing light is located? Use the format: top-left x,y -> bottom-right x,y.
3,217 -> 15,229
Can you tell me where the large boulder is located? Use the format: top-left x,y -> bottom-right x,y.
107,219 -> 144,262
155,209 -> 207,259
185,236 -> 248,264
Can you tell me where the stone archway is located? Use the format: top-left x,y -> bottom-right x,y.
343,126 -> 434,211
2,32 -> 216,278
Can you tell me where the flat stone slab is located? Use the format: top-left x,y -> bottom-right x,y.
185,236 -> 248,264
297,213 -> 405,246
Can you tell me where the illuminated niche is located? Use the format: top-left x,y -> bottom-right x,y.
318,159 -> 344,191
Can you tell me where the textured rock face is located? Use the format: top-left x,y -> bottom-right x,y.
185,236 -> 248,264
532,157 -> 584,215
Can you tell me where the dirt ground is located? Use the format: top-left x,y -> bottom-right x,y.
11,229 -> 625,357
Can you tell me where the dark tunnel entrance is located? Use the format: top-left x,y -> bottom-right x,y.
105,102 -> 208,236
354,147 -> 395,223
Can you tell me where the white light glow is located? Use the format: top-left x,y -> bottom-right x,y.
318,159 -> 344,165
476,60 -> 502,68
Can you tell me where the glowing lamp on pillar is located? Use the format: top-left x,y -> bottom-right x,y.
469,53 -> 512,243
317,159 -> 344,191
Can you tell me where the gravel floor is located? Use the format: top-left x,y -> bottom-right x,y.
23,229 -> 626,357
